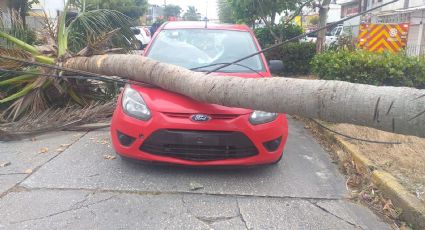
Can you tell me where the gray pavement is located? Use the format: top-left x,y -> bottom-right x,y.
0,117 -> 390,229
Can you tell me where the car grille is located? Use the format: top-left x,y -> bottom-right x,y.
140,130 -> 258,161
163,112 -> 239,120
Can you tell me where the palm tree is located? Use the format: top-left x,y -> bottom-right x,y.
64,54 -> 425,138
0,3 -> 136,120
1,1 -> 424,138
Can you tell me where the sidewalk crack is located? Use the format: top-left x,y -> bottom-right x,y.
236,197 -> 250,230
10,194 -> 116,225
308,200 -> 364,229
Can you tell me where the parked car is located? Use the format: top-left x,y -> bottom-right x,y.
300,25 -> 347,46
131,26 -> 151,49
111,21 -> 288,166
300,30 -> 318,43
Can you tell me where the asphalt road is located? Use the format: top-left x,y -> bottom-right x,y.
0,117 -> 389,229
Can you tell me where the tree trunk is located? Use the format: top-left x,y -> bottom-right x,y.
65,54 -> 425,138
316,0 -> 331,53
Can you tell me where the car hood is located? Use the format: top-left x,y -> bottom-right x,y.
131,72 -> 265,115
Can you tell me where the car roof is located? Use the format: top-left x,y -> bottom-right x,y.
161,21 -> 251,31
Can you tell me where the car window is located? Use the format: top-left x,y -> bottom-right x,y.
328,26 -> 342,36
146,29 -> 265,73
131,28 -> 141,35
308,31 -> 318,37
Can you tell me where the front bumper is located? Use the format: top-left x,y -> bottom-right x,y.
111,104 -> 288,166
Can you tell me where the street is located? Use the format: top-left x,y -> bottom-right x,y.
0,117 -> 389,229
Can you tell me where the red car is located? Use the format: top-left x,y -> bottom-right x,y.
111,21 -> 288,166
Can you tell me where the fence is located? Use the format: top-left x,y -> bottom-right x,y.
405,45 -> 425,56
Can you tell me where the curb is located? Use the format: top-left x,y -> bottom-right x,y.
313,119 -> 425,229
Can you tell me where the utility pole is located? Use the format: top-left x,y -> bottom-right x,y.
206,0 -> 208,19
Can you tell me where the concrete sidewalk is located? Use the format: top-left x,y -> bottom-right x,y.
0,117 -> 389,229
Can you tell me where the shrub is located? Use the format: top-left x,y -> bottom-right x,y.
265,42 -> 316,75
311,49 -> 425,89
254,24 -> 303,48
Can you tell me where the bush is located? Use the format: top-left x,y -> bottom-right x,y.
311,49 -> 425,89
254,24 -> 303,48
265,42 -> 316,75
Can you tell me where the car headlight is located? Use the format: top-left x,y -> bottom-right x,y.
122,86 -> 151,121
249,111 -> 278,125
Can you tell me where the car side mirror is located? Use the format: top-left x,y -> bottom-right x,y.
269,60 -> 284,74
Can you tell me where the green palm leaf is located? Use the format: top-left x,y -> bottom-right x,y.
0,74 -> 36,86
0,82 -> 36,103
66,9 -> 137,53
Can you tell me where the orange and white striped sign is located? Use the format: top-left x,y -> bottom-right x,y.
357,23 -> 409,53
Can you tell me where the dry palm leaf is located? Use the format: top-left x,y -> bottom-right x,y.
0,48 -> 33,69
0,102 -> 115,141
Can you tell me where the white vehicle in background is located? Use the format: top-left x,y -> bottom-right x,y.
300,24 -> 346,46
131,26 -> 151,49
326,25 -> 346,45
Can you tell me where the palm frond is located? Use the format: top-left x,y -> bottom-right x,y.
0,31 -> 39,55
57,0 -> 71,57
0,82 -> 36,103
0,74 -> 36,86
77,28 -> 122,56
0,48 -> 33,69
0,102 -> 115,141
67,9 -> 137,53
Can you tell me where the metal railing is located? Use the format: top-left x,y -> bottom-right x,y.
404,45 -> 425,56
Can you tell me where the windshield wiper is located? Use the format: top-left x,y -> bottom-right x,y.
190,62 -> 265,77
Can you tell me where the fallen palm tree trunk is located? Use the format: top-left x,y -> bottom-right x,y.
65,54 -> 425,138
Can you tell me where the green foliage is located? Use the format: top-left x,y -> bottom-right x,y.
183,6 -> 201,21
163,4 -> 182,18
6,0 -> 40,25
229,0 -> 310,27
0,5 -> 37,46
254,24 -> 303,48
217,0 -> 235,23
311,50 -> 425,89
228,0 -> 258,26
83,0 -> 148,19
66,9 -> 137,53
0,2 -> 135,120
0,27 -> 37,47
266,42 -> 316,75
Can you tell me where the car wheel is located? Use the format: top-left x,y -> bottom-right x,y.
138,41 -> 144,50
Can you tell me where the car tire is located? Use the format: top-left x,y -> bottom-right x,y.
138,41 -> 144,50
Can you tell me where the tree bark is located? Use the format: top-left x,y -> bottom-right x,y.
65,54 -> 425,138
316,0 -> 331,53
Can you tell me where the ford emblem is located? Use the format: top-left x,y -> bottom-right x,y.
191,114 -> 211,122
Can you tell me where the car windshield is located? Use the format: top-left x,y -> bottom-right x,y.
146,29 -> 265,72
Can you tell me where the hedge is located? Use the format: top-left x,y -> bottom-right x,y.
311,49 -> 425,89
254,24 -> 302,48
265,42 -> 316,75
